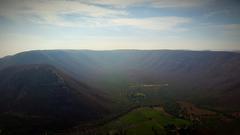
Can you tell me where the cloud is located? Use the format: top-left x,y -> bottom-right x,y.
203,10 -> 230,18
151,0 -> 211,8
197,23 -> 240,32
0,0 -> 191,31
111,17 -> 191,31
0,0 -> 127,20
85,0 -> 147,7
86,0 -> 211,8
30,16 -> 191,32
222,24 -> 240,31
218,24 -> 240,37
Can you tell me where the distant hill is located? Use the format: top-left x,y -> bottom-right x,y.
0,64 -> 110,134
0,50 -> 240,111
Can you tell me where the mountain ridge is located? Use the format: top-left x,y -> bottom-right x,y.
0,50 -> 240,111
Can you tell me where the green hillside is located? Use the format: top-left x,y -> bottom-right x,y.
98,107 -> 191,135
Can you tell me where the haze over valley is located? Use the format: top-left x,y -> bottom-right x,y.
0,0 -> 240,135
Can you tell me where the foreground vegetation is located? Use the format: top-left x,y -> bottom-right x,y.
58,83 -> 240,135
98,107 -> 191,135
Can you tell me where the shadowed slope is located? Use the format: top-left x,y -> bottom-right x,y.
0,64 -> 110,134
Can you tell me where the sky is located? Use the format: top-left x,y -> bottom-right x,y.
0,0 -> 240,57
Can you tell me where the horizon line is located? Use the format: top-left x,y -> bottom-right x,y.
1,48 -> 240,59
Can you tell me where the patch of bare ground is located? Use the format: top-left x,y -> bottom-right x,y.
177,101 -> 216,119
153,106 -> 172,116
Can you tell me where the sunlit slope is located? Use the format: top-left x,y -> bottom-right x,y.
99,107 -> 191,135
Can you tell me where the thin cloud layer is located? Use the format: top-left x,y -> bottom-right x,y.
0,0 -> 127,19
111,17 -> 190,31
32,17 -> 190,32
0,0 -> 191,31
86,0 -> 211,8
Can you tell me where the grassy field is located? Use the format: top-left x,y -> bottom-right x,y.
98,107 -> 191,135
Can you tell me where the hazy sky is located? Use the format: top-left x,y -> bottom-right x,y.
0,0 -> 240,57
